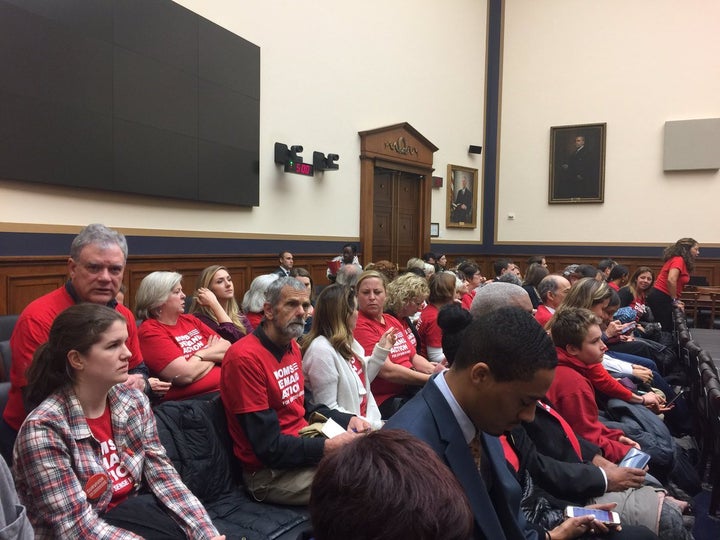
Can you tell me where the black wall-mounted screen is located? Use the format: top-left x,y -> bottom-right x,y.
0,0 -> 260,206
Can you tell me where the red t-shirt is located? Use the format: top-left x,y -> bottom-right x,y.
534,304 -> 554,328
349,354 -> 368,416
221,333 -> 307,471
138,315 -> 221,401
5,286 -> 143,431
354,311 -> 416,406
416,303 -> 442,359
86,406 -> 134,510
653,256 -> 689,298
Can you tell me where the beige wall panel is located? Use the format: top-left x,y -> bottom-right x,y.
498,0 -> 720,245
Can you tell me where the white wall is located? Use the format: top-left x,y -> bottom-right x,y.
498,0 -> 720,246
0,0 -> 487,241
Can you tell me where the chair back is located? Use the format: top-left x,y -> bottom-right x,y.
0,315 -> 18,342
0,341 -> 10,382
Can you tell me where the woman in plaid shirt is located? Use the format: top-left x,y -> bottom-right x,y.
12,304 -> 224,539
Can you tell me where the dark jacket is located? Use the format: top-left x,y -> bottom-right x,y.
385,376 -> 535,540
153,395 -> 310,540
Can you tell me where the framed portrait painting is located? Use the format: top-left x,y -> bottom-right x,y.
548,123 -> 606,204
446,164 -> 478,229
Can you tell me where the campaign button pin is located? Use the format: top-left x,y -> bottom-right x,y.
84,473 -> 108,500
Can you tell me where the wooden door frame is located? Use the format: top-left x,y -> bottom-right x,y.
358,123 -> 438,264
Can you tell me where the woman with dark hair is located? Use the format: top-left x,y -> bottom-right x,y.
416,272 -> 456,363
646,238 -> 700,331
522,262 -> 550,309
136,271 -> 230,401
13,304 -> 223,539
619,267 -> 654,312
436,253 -> 448,271
289,267 -> 314,300
301,284 -> 395,429
457,261 -> 485,310
607,264 -> 630,292
189,265 -> 250,342
310,430 -> 473,540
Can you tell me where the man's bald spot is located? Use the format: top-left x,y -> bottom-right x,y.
470,282 -> 533,318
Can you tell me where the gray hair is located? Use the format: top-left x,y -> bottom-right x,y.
264,277 -> 307,308
241,274 -> 279,313
135,271 -> 182,320
406,257 -> 425,271
336,264 -> 363,287
470,282 -> 532,318
70,223 -> 127,261
70,223 -> 128,261
495,272 -> 522,286
537,274 -> 561,302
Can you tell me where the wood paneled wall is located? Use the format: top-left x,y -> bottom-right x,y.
0,254 -> 337,316
2,252 -> 719,316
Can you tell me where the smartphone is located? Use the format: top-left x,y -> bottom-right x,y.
619,447 -> 651,469
666,389 -> 685,407
621,322 -> 637,334
565,506 -> 621,525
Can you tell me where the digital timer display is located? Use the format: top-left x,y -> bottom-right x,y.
284,160 -> 314,176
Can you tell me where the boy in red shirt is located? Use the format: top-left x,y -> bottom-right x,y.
546,308 -> 640,463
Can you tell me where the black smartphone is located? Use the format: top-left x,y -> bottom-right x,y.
666,388 -> 685,407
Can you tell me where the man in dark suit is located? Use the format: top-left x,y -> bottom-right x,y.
386,307 -> 591,539
556,135 -> 599,199
385,307 -> 656,540
450,174 -> 473,223
274,250 -> 293,276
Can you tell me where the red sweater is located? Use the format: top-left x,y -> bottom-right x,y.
546,347 -> 632,463
587,363 -> 633,402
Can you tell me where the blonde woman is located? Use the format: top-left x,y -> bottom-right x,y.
189,265 -> 250,343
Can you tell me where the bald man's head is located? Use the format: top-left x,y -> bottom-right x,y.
470,282 -> 532,318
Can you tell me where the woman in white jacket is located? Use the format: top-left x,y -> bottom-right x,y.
301,284 -> 395,429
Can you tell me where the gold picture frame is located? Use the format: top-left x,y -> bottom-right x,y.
446,164 -> 478,229
549,123 -> 606,203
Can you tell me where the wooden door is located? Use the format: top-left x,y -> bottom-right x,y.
359,123 -> 437,264
372,168 -> 421,264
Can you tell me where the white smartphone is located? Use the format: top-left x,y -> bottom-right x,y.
565,506 -> 621,525
619,447 -> 651,469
